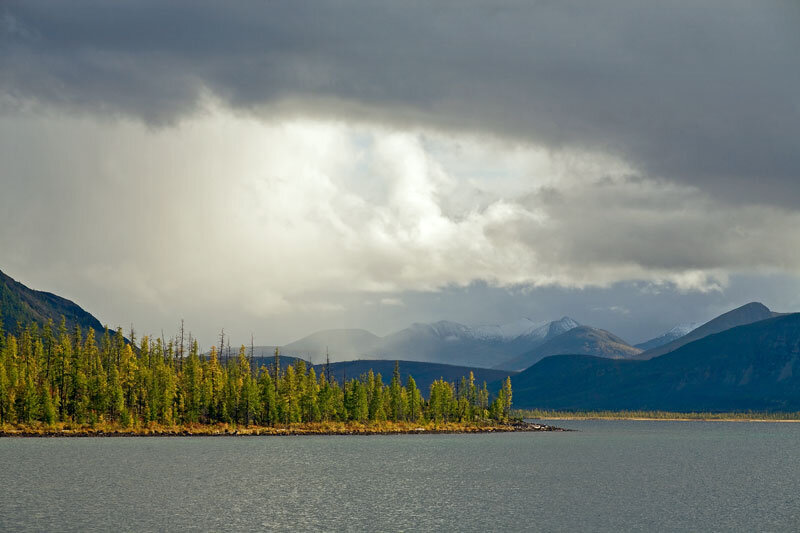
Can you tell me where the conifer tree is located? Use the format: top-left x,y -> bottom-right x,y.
0,349 -> 9,423
257,368 -> 277,425
352,380 -> 369,422
238,346 -> 259,426
40,384 -> 56,425
502,376 -> 513,421
301,367 -> 320,422
389,361 -> 404,421
273,347 -> 280,390
279,365 -> 299,423
182,341 -> 202,423
406,375 -> 422,422
108,363 -> 124,423
467,372 -> 477,419
19,371 -> 38,423
369,372 -> 386,421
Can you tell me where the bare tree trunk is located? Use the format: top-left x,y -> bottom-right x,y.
218,329 -> 225,366
325,346 -> 331,382
178,319 -> 185,371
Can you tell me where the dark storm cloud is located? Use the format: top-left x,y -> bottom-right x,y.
282,275 -> 800,346
2,0 -> 799,207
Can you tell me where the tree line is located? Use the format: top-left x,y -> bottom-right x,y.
0,316 -> 513,427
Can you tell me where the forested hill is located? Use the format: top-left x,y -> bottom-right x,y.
510,313 -> 800,412
0,270 -> 105,335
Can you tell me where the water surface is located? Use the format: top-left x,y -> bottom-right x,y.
1,420 -> 798,531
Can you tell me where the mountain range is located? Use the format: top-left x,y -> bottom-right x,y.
508,312 -> 800,411
3,267 -> 799,411
270,304 -> 784,372
277,316 -> 653,371
271,316 -> 590,369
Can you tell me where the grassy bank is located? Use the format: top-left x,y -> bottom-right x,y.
0,420 -> 559,437
515,409 -> 800,422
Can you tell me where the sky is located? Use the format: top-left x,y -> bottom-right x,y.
1,1 -> 799,348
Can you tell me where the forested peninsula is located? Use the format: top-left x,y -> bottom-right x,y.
0,316 -> 555,436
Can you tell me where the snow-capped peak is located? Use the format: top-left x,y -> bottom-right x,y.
501,318 -> 552,340
427,320 -> 474,341
547,316 -> 581,337
666,322 -> 702,336
428,316 -> 580,343
471,317 -> 550,342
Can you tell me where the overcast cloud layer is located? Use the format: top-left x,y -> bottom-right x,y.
1,1 -> 799,346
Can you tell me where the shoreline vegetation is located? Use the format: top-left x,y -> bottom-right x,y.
0,317 -> 522,434
517,409 -> 800,422
0,419 -> 563,437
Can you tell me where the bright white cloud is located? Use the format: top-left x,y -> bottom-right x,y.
1,103 -> 800,344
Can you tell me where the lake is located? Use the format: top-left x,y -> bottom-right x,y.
1,420 -> 799,531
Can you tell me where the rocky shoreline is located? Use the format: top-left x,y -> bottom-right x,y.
0,420 -> 565,438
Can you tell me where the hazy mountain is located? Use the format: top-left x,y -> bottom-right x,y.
0,269 -> 105,336
634,302 -> 779,360
368,316 -> 582,368
471,317 -> 550,342
510,313 -> 800,411
634,322 -> 702,351
282,329 -> 381,360
373,321 -> 515,368
271,316 -> 581,369
497,326 -> 642,371
316,359 -> 515,397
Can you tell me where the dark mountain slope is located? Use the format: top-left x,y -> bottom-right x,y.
250,355 -> 308,372
511,313 -> 800,411
229,356 -> 513,396
635,302 -> 778,360
498,326 -> 642,371
319,359 -> 515,396
0,269 -> 105,335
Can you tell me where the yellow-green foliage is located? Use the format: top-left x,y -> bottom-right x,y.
0,319 -> 512,428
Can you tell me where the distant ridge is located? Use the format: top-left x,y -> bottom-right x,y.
497,325 -> 642,371
634,322 -> 701,351
634,302 -> 778,360
0,269 -> 105,335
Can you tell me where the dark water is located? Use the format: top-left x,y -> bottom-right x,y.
1,420 -> 799,532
